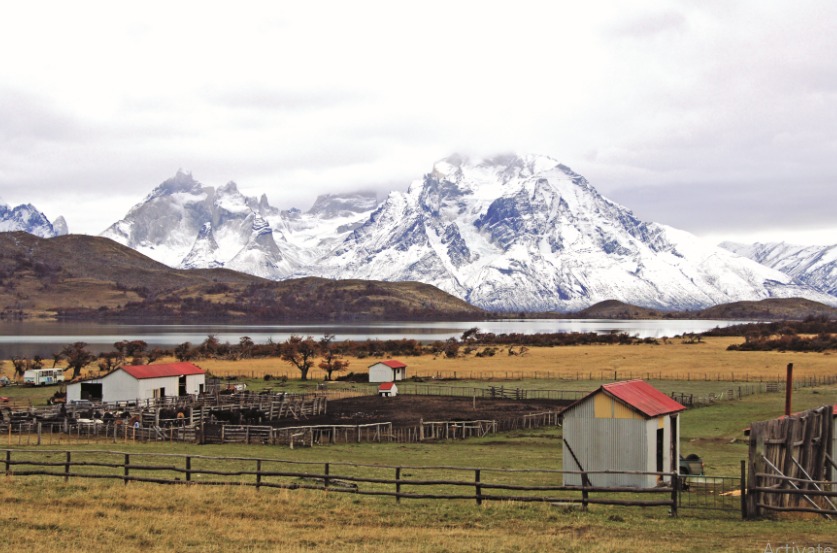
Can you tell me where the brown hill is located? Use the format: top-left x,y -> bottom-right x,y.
0,232 -> 484,322
575,300 -> 664,319
574,298 -> 837,321
694,297 -> 837,320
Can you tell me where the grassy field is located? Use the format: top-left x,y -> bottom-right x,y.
2,340 -> 835,552
3,385 -> 837,552
187,337 -> 837,382
2,336 -> 834,384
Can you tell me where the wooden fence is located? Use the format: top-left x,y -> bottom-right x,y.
746,405 -> 837,518
397,384 -> 584,402
2,408 -> 563,447
1,448 -> 679,514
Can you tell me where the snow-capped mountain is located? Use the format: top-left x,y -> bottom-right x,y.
0,200 -> 67,237
316,154 -> 835,311
100,170 -> 378,278
98,156 -> 836,311
720,241 -> 837,298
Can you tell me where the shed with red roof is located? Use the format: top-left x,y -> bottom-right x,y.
378,382 -> 398,397
66,362 -> 206,404
560,379 -> 686,488
368,360 -> 407,383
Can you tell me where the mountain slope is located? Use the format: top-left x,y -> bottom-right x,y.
100,171 -> 378,277
720,241 -> 837,297
319,154 -> 835,311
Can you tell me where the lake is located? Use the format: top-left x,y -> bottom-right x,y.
0,319 -> 752,357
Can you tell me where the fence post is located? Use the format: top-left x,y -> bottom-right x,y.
323,463 -> 330,490
395,467 -> 401,503
64,451 -> 71,482
670,473 -> 678,517
475,469 -> 482,506
740,460 -> 747,519
581,475 -> 588,511
5,450 -> 10,475
256,460 -> 262,490
185,456 -> 192,483
124,453 -> 130,485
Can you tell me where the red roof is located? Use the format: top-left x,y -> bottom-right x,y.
564,379 -> 685,419
372,360 -> 407,369
378,382 -> 396,390
601,380 -> 686,417
121,362 -> 205,380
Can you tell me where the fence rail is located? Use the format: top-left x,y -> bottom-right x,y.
1,448 -> 679,513
1,409 -> 563,447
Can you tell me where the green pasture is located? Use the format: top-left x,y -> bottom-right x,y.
3,383 -> 837,552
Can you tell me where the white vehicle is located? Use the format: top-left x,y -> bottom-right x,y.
23,368 -> 66,386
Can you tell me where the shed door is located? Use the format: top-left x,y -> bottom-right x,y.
80,383 -> 103,402
656,428 -> 664,473
178,375 -> 187,396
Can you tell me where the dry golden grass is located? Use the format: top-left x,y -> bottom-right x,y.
192,337 -> 836,382
3,337 -> 833,385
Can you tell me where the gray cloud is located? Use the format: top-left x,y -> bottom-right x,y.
0,2 -> 834,245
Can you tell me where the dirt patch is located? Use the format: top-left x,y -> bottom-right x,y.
272,395 -> 569,428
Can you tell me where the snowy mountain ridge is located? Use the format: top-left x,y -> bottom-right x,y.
720,241 -> 837,298
93,154 -> 836,311
0,200 -> 67,237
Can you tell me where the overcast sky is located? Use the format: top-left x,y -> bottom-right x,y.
1,1 -> 835,245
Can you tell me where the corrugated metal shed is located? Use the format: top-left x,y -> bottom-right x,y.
122,362 -> 205,380
561,380 -> 683,488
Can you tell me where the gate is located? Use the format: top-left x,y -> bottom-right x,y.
678,472 -> 745,516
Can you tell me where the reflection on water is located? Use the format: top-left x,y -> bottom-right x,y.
0,319 -> 753,357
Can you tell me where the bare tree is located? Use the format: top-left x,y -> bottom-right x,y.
98,352 -> 122,373
174,342 -> 195,361
318,334 -> 350,381
238,336 -> 254,359
61,342 -> 97,380
280,335 -> 318,381
11,357 -> 28,380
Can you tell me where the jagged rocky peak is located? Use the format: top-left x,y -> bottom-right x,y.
180,222 -> 223,269
306,191 -> 378,219
430,153 -> 564,184
217,181 -> 241,196
0,201 -> 62,238
52,215 -> 69,236
197,221 -> 216,239
146,169 -> 204,200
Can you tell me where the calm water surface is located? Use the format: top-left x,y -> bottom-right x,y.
0,319 -> 752,357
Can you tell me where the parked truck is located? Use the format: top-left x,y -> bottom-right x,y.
23,368 -> 66,386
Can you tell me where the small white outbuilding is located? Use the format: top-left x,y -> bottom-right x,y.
66,362 -> 206,404
378,382 -> 398,397
368,360 -> 407,383
561,379 -> 686,488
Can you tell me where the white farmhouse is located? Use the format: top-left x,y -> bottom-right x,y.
66,362 -> 206,404
368,360 -> 407,383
